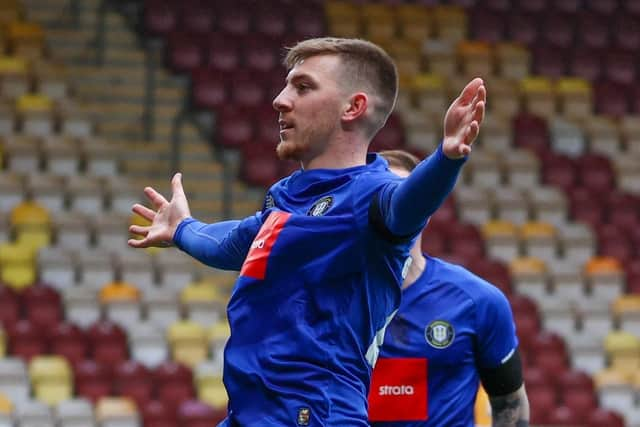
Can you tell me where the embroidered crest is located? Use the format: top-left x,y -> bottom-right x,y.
425,320 -> 455,349
307,196 -> 333,216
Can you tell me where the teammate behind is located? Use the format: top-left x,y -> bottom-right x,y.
369,150 -> 529,427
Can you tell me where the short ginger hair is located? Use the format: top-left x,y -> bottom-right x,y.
284,37 -> 398,138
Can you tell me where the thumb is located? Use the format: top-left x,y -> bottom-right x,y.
171,172 -> 186,198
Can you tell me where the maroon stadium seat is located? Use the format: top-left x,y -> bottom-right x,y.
548,405 -> 584,426
551,0 -> 581,14
524,365 -> 555,390
585,0 -> 619,16
527,385 -> 556,424
154,361 -> 196,414
426,197 -> 457,230
229,71 -> 267,109
517,0 -> 547,14
290,7 -> 325,38
217,106 -> 255,149
563,389 -> 598,416
166,31 -> 205,74
569,47 -> 602,81
513,113 -> 549,153
179,0 -> 214,34
254,105 -> 279,143
22,283 -> 62,329
205,35 -> 241,73
240,143 -> 280,188
540,13 -> 575,48
178,400 -> 226,427
114,359 -> 153,408
190,68 -> 229,111
506,11 -> 539,45
558,369 -> 595,393
466,258 -> 512,296
48,322 -> 88,366
421,228 -> 447,257
369,114 -> 406,152
216,4 -> 251,36
587,408 -> 625,427
532,44 -> 567,78
448,223 -> 485,259
0,285 -> 20,328
143,400 -> 178,427
254,7 -> 289,39
470,7 -> 505,43
87,320 -> 128,366
576,11 -> 610,49
243,36 -> 280,73
7,320 -> 47,361
612,15 -> 640,50
594,81 -> 630,117
143,0 -> 177,37
604,50 -> 637,86
74,359 -> 112,403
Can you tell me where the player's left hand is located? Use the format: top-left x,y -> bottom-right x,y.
442,77 -> 486,159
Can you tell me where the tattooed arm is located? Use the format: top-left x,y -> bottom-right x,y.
489,384 -> 529,427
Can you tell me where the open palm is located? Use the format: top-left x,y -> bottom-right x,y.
128,173 -> 191,248
442,78 -> 486,159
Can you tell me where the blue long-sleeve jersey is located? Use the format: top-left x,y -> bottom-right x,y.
174,148 -> 464,426
368,256 -> 519,427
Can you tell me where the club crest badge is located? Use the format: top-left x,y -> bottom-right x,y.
307,196 -> 333,216
297,407 -> 310,426
425,320 -> 455,349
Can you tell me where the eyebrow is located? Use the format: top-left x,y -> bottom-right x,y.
286,72 -> 317,85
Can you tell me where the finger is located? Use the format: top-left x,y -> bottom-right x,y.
457,78 -> 484,106
171,172 -> 187,200
132,204 -> 156,222
471,100 -> 485,127
144,186 -> 169,210
129,224 -> 150,237
466,121 -> 480,145
128,238 -> 149,248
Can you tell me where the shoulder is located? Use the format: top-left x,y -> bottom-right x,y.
429,257 -> 511,313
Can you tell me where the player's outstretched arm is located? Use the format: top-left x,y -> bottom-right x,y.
128,173 -> 260,270
489,385 -> 530,427
128,172 -> 191,248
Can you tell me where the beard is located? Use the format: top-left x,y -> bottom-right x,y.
276,137 -> 311,161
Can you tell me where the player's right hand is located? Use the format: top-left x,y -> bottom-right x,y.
128,172 -> 192,248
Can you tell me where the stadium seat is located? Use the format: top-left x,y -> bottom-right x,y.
168,320 -> 209,368
155,248 -> 195,290
432,5 -> 467,42
520,77 -> 555,120
464,149 -> 501,189
143,0 -> 177,37
100,280 -> 142,328
548,260 -> 585,302
0,56 -> 29,100
532,44 -> 567,79
550,117 -> 587,157
26,173 -> 66,213
115,249 -> 155,292
594,81 -> 630,117
585,257 -> 624,303
587,408 -> 625,427
178,399 -> 226,427
95,397 -> 140,427
482,220 -> 520,262
113,359 -> 153,408
604,331 -> 640,375
0,172 -> 24,213
51,211 -> 91,250
56,398 -> 96,427
181,281 -> 225,325
509,257 -> 548,304
0,392 -> 12,427
547,405 -> 584,426
15,399 -> 55,427
29,355 -> 72,405
360,3 -> 396,44
47,322 -> 87,366
494,187 -> 529,224
74,359 -> 112,404
143,399 -> 178,427
0,357 -> 29,405
526,384 -> 555,425
22,283 -> 62,328
63,287 -> 100,329
7,319 -> 47,361
0,241 -> 36,290
87,320 -> 129,366
557,223 -> 596,266
576,10 -> 610,50
166,31 -> 204,74
396,4 -> 430,44
613,295 -> 640,336
594,368 -> 636,415
66,175 -> 104,215
128,321 -> 168,369
143,287 -> 180,329
0,284 -> 20,328
153,361 -> 195,413
454,186 -> 491,226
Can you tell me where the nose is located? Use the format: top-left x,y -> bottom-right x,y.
272,87 -> 292,112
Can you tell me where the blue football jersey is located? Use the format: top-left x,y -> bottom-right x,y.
220,155 -> 415,427
368,256 -> 518,427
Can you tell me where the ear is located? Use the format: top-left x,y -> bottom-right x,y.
342,92 -> 368,124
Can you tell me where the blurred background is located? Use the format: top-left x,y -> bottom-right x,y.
0,0 -> 639,426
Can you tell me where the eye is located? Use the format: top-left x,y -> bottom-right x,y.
296,83 -> 311,93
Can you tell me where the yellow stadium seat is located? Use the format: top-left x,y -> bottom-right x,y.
181,280 -> 226,325
7,21 -> 44,59
0,55 -> 27,74
99,281 -> 140,302
95,397 -> 139,425
482,220 -> 519,263
10,200 -> 51,250
0,392 -> 12,415
556,77 -> 593,119
411,73 -> 446,115
432,5 -> 467,42
595,368 -> 633,388
16,93 -> 53,114
520,222 -> 557,262
485,77 -> 520,119
326,1 -> 361,38
29,355 -> 73,405
209,319 -> 231,346
0,242 -> 35,290
509,257 -> 548,301
199,376 -> 228,409
168,320 -> 208,368
0,328 -> 5,358
613,295 -> 640,335
604,331 -> 640,363
495,42 -> 530,80
520,77 -> 556,119
457,41 -> 493,77
360,4 -> 396,43
397,4 -> 431,43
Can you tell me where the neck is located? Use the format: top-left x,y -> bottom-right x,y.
403,239 -> 427,289
303,133 -> 369,170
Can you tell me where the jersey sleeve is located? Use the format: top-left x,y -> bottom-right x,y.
373,144 -> 466,239
173,213 -> 263,271
474,285 -> 519,370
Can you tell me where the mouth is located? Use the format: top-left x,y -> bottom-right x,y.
279,119 -> 294,133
